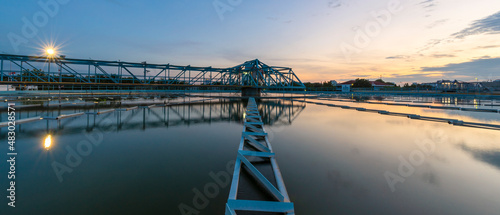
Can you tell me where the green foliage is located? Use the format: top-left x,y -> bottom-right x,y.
402,83 -> 433,90
382,85 -> 401,91
352,78 -> 372,88
304,81 -> 335,91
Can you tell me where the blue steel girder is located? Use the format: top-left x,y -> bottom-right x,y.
1,73 -> 15,81
9,60 -> 50,82
208,71 -> 223,85
121,66 -> 143,83
189,67 -> 212,85
226,97 -> 294,215
168,68 -> 187,84
4,57 -> 56,82
95,64 -> 119,84
54,61 -> 91,83
149,67 -> 168,83
0,54 -> 305,89
230,59 -> 304,89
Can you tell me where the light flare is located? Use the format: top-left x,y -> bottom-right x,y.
46,48 -> 55,55
44,135 -> 52,149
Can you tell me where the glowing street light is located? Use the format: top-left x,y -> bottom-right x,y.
46,48 -> 55,56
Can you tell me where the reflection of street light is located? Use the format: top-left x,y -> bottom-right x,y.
475,77 -> 478,91
44,135 -> 52,149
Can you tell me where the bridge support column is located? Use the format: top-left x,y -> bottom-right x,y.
241,87 -> 261,97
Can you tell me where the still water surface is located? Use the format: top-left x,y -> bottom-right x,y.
1,96 -> 500,214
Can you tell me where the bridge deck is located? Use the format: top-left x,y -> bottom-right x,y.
226,98 -> 294,215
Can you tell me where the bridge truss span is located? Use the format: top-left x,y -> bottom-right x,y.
0,54 -> 305,90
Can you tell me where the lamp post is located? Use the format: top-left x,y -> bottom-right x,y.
46,48 -> 62,100
48,58 -> 51,83
46,48 -> 55,83
59,61 -> 62,83
141,61 -> 147,84
476,77 -> 478,92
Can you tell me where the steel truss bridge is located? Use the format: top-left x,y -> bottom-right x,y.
0,54 -> 305,91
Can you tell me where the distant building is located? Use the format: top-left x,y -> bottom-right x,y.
421,79 -> 492,92
371,81 -> 394,90
339,80 -> 355,93
330,80 -> 338,86
339,80 -> 355,85
0,85 -> 16,91
424,80 -> 476,92
481,81 -> 500,92
342,84 -> 351,92
24,85 -> 38,90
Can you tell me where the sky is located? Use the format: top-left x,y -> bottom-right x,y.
1,0 -> 500,84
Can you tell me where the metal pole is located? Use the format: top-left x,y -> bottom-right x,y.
20,61 -> 23,82
117,61 -> 120,84
1,59 -> 3,81
48,60 -> 50,82
59,60 -> 62,82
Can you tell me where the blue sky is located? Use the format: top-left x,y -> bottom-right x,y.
1,0 -> 500,84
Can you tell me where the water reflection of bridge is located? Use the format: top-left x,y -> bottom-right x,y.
3,99 -> 306,138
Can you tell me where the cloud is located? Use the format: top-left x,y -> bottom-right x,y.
475,45 -> 500,49
418,0 -> 437,12
452,11 -> 500,39
419,0 -> 435,4
419,11 -> 500,52
430,54 -> 455,58
423,3 -> 436,9
426,19 -> 448,29
351,74 -> 370,77
420,57 -> 500,78
386,55 -> 410,59
418,0 -> 436,6
397,71 -> 449,77
460,145 -> 500,170
327,0 -> 346,9
385,71 -> 453,83
418,38 -> 449,53
266,16 -> 292,24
